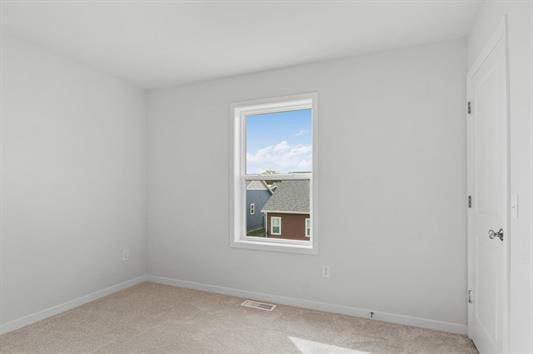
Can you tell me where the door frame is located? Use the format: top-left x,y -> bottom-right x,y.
466,16 -> 510,353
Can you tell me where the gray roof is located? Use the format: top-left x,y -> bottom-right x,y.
246,180 -> 271,192
261,180 -> 310,213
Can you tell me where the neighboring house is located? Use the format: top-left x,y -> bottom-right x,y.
261,180 -> 310,240
246,180 -> 272,231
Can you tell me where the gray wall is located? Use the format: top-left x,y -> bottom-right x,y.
0,34 -> 147,325
147,39 -> 467,326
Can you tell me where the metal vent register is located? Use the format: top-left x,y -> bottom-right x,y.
241,300 -> 276,311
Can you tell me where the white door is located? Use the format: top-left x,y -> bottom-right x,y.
467,22 -> 509,354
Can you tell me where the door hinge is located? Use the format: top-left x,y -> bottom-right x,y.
468,195 -> 472,208
467,101 -> 472,115
468,290 -> 473,304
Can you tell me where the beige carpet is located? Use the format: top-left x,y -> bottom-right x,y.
0,282 -> 477,353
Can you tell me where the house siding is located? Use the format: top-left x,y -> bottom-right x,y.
266,212 -> 310,240
246,189 -> 270,230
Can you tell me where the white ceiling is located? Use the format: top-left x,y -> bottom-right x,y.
1,1 -> 482,89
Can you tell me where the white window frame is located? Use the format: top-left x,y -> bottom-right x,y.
249,203 -> 255,215
305,218 -> 311,237
230,93 -> 318,255
271,216 -> 282,235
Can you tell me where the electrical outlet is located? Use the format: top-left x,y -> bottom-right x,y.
322,265 -> 330,278
122,249 -> 129,262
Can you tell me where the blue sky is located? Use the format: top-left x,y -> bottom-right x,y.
246,109 -> 312,174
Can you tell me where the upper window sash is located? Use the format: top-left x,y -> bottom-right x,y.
237,99 -> 313,177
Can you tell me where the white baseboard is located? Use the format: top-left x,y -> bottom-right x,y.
148,275 -> 467,335
0,275 -> 147,335
0,274 -> 467,336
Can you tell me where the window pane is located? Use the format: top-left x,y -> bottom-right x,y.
246,108 -> 312,175
246,178 -> 310,241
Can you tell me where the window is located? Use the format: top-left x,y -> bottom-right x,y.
230,93 -> 317,254
271,217 -> 282,235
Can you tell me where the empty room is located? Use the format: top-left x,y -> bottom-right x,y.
0,1 -> 532,353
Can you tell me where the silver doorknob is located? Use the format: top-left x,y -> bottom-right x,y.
488,228 -> 504,241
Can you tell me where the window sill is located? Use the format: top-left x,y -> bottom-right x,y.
230,238 -> 317,255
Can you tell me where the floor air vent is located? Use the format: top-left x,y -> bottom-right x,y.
241,300 -> 276,311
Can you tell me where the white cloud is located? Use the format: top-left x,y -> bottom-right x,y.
247,141 -> 312,174
295,129 -> 306,136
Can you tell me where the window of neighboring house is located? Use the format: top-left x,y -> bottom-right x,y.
271,217 -> 282,235
231,93 -> 317,254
